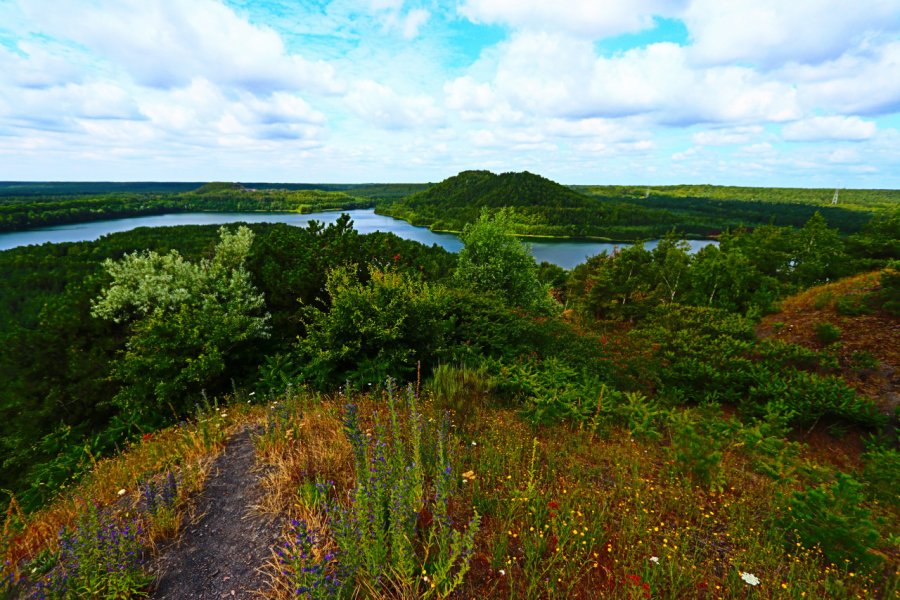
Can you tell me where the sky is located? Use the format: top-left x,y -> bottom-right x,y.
1,0 -> 900,187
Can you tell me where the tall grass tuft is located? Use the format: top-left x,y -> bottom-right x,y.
429,364 -> 492,430
284,381 -> 481,598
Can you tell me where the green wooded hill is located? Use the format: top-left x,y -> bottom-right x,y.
377,170 -> 679,240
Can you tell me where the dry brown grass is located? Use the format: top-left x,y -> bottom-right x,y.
254,395 -> 352,517
1,404 -> 257,577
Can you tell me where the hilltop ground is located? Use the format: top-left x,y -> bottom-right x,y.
2,273 -> 898,599
758,271 -> 899,416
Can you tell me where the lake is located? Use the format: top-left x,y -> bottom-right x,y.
0,209 -> 716,269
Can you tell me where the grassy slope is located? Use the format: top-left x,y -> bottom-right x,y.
757,271 -> 899,414
6,386 -> 898,598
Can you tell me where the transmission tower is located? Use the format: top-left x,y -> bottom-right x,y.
832,188 -> 839,205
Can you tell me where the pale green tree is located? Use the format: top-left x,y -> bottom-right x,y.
92,226 -> 270,420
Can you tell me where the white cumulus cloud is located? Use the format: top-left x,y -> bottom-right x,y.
691,126 -> 764,146
782,116 -> 876,142
482,33 -> 801,125
402,9 -> 430,39
19,0 -> 343,94
684,0 -> 900,68
346,81 -> 443,129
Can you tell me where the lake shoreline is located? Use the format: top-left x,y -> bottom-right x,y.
0,209 -> 718,269
2,205 -> 718,244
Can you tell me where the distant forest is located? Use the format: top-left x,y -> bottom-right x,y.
1,173 -> 897,240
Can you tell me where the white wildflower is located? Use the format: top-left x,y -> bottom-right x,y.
740,572 -> 760,586
650,556 -> 659,564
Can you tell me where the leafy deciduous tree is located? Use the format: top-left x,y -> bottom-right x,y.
453,208 -> 556,313
92,226 -> 270,420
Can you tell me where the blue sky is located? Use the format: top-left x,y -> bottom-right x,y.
1,0 -> 899,187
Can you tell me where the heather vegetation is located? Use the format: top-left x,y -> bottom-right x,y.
0,179 -> 898,597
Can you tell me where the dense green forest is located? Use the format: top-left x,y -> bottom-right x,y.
0,187 -> 371,232
377,170 -> 685,239
0,217 -> 457,509
1,207 -> 897,509
576,183 -> 900,212
0,181 -> 428,199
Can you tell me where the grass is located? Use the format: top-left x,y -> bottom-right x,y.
255,389 -> 899,599
1,401 -> 249,595
4,382 -> 897,598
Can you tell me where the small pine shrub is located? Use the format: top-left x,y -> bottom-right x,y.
778,474 -> 883,569
614,391 -> 665,441
739,404 -> 801,480
861,445 -> 900,507
813,291 -> 833,310
814,322 -> 841,345
668,410 -> 725,490
849,350 -> 879,371
746,369 -> 883,428
503,358 -> 609,425
835,295 -> 872,316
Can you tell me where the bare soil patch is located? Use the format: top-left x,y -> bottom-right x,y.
152,427 -> 278,599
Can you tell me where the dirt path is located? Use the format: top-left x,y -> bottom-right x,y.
152,427 -> 278,599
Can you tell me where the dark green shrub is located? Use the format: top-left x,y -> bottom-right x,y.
629,304 -> 757,404
835,295 -> 872,316
849,350 -> 879,371
296,266 -> 450,389
813,291 -> 833,310
778,474 -> 883,569
814,322 -> 841,345
503,358 -> 611,425
861,445 -> 900,507
668,410 -> 725,490
755,339 -> 822,371
746,369 -> 883,428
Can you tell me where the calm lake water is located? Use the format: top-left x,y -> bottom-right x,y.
0,209 -> 716,269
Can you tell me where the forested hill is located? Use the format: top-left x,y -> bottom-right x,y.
377,170 -> 679,240
375,170 -> 884,240
396,170 -> 595,210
